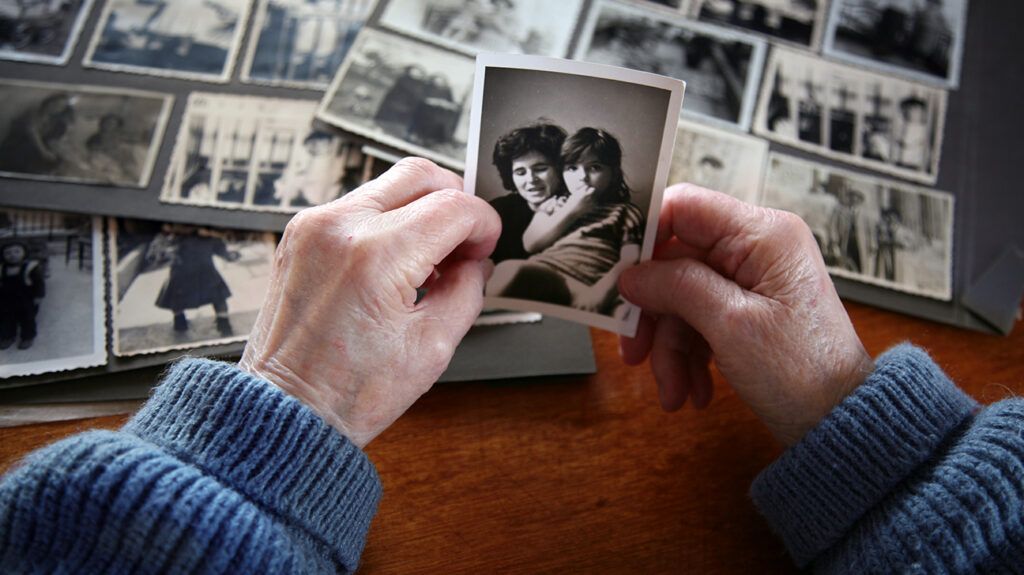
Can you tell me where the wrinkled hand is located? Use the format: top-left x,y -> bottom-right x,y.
618,184 -> 874,446
240,158 -> 501,448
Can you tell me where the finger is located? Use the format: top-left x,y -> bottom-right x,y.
686,337 -> 714,410
652,236 -> 706,262
619,311 -> 656,365
649,316 -> 699,412
340,157 -> 464,213
417,258 -> 490,351
618,258 -> 748,341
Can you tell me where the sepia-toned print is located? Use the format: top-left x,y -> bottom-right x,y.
242,0 -> 373,89
575,0 -> 765,131
760,153 -> 953,300
377,0 -> 585,57
464,54 -> 684,337
110,218 -> 276,357
692,0 -> 828,49
319,28 -> 475,169
0,79 -> 172,187
84,0 -> 252,82
823,0 -> 969,88
668,119 -> 768,205
0,208 -> 105,381
163,94 -> 379,213
753,47 -> 947,184
0,0 -> 96,65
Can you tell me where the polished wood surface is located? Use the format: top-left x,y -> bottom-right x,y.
1,302 -> 1021,573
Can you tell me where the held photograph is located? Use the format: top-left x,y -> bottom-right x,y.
574,0 -> 765,131
376,0 -> 586,57
241,0 -> 373,89
0,79 -> 172,188
163,94 -> 375,213
691,0 -> 829,50
464,54 -> 684,336
823,0 -> 969,88
753,47 -> 947,184
319,28 -> 475,169
759,153 -> 954,300
110,218 -> 277,357
0,0 -> 96,65
668,119 -> 768,205
84,0 -> 252,82
0,208 -> 106,381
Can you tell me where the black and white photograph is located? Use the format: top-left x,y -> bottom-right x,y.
0,79 -> 172,187
162,94 -> 376,212
643,0 -> 691,11
668,119 -> 768,205
0,0 -> 95,64
574,0 -> 765,131
376,0 -> 585,57
0,208 -> 105,380
692,0 -> 829,49
760,153 -> 953,300
84,0 -> 252,82
464,54 -> 684,336
753,47 -> 947,184
319,28 -> 475,169
110,218 -> 276,357
241,0 -> 373,89
823,0 -> 969,88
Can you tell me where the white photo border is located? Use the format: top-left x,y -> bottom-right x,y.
464,52 -> 685,337
0,0 -> 97,66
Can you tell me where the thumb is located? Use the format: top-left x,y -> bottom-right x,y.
618,258 -> 747,339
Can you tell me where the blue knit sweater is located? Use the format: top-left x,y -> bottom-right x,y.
0,345 -> 1021,573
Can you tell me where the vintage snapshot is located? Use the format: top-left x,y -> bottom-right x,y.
84,0 -> 252,82
0,0 -> 96,65
668,119 -> 768,205
464,54 -> 685,336
0,209 -> 105,380
753,47 -> 947,184
163,94 -> 377,213
319,28 -> 475,169
823,0 -> 969,88
574,0 -> 765,131
242,0 -> 373,89
110,218 -> 276,357
692,0 -> 829,50
760,153 -> 953,300
0,79 -> 172,187
376,0 -> 585,57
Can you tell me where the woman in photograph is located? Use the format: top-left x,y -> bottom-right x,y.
488,127 -> 644,317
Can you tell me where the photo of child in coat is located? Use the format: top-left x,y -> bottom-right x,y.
0,241 -> 46,350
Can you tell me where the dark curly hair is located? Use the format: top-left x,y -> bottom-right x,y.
492,122 -> 567,192
561,127 -> 630,203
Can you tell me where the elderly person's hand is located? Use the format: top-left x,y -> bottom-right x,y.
240,158 -> 501,448
618,184 -> 874,446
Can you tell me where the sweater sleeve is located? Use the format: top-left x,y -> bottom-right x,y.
751,344 -> 1024,573
0,358 -> 382,574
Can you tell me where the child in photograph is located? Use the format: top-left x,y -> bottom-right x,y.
273,130 -> 346,208
488,127 -> 645,317
895,95 -> 929,170
0,241 -> 45,350
84,113 -> 138,184
150,225 -> 240,337
873,206 -> 908,281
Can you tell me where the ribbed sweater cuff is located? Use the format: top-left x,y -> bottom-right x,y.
123,357 -> 382,572
750,344 -> 978,567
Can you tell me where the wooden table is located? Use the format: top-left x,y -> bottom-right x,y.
1,301 -> 1021,573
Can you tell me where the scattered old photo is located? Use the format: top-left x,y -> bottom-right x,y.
0,209 -> 105,380
575,0 -> 765,131
84,0 -> 252,82
760,153 -> 953,300
319,28 -> 475,169
0,79 -> 172,187
823,0 -> 968,88
110,218 -> 276,356
464,54 -> 684,336
163,94 -> 377,212
0,0 -> 96,64
376,0 -> 585,57
242,0 -> 373,89
753,47 -> 947,184
668,119 -> 768,204
692,0 -> 828,49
